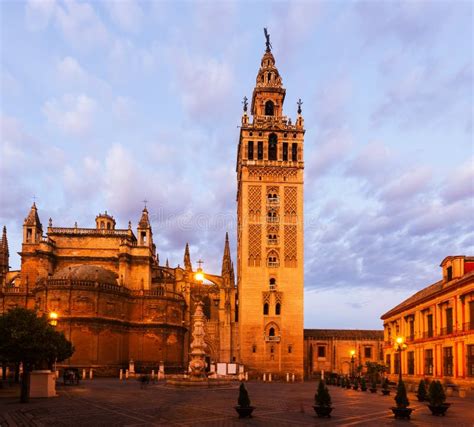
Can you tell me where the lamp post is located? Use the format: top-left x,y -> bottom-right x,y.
195,259 -> 204,283
394,336 -> 407,383
49,311 -> 58,327
350,350 -> 356,379
48,312 -> 59,375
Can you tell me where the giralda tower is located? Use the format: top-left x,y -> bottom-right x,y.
236,31 -> 304,377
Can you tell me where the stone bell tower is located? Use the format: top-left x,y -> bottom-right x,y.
236,30 -> 304,377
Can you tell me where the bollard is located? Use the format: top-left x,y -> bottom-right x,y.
56,370 -> 59,379
151,370 -> 155,380
245,372 -> 248,381
286,373 -> 290,382
119,369 -> 123,380
89,369 -> 93,380
292,373 -> 295,382
82,369 -> 86,380
126,369 -> 129,379
269,373 -> 272,382
263,373 -> 266,382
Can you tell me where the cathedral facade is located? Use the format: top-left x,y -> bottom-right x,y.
0,205 -> 238,375
0,39 -> 305,377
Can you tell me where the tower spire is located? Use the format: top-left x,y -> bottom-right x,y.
2,226 -> 9,258
221,232 -> 232,276
0,226 -> 9,281
184,243 -> 192,271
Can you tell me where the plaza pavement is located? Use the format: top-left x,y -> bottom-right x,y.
1,379 -> 473,426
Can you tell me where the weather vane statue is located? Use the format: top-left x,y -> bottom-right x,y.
264,27 -> 272,52
297,98 -> 303,115
242,96 -> 248,112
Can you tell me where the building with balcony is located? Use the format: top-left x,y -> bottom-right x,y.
381,255 -> 474,389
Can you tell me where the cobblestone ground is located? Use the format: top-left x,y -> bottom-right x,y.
1,379 -> 473,426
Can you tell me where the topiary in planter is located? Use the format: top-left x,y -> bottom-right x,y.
370,379 -> 377,393
381,378 -> 390,395
391,380 -> 413,419
313,380 -> 333,418
360,377 -> 367,391
417,379 -> 427,402
352,377 -> 359,390
235,382 -> 254,418
428,380 -> 450,416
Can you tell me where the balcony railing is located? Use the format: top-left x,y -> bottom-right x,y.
440,326 -> 454,336
267,198 -> 280,205
265,336 -> 281,342
269,284 -> 277,292
463,322 -> 474,332
267,217 -> 279,223
267,261 -> 279,268
406,334 -> 415,342
267,239 -> 278,245
422,331 -> 435,339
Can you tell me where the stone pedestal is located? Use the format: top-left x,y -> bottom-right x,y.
29,370 -> 56,398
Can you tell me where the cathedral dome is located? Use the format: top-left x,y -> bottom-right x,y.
52,265 -> 118,285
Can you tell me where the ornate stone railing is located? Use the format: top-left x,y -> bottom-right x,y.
48,227 -> 131,237
41,279 -> 184,301
1,286 -> 28,294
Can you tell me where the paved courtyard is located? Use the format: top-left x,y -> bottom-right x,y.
1,379 -> 473,426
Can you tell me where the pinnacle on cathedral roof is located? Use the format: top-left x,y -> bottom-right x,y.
221,232 -> 232,276
1,225 -> 8,258
138,206 -> 150,229
184,243 -> 192,271
24,202 -> 42,230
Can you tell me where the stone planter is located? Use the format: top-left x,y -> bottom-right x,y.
369,388 -> 377,393
313,405 -> 333,418
29,370 -> 56,398
428,403 -> 451,416
381,389 -> 390,396
391,407 -> 413,419
235,406 -> 255,418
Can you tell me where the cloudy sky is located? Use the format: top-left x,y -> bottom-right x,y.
1,0 -> 472,329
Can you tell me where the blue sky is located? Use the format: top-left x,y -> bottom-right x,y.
1,0 -> 473,329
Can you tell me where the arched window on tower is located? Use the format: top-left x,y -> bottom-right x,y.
268,133 -> 277,160
265,100 -> 275,116
275,303 -> 281,315
269,278 -> 277,291
269,327 -> 275,337
267,251 -> 279,268
267,210 -> 278,223
263,303 -> 269,315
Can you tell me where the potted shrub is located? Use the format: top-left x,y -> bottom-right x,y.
417,379 -> 427,402
360,377 -> 367,392
391,380 -> 413,419
235,383 -> 255,418
346,377 -> 351,389
313,380 -> 333,418
369,379 -> 377,393
381,378 -> 390,396
352,377 -> 359,390
428,380 -> 451,416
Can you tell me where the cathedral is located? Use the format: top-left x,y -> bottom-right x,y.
0,36 -> 306,378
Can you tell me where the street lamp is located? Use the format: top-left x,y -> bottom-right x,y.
49,311 -> 58,327
394,336 -> 407,383
350,350 -> 356,379
194,259 -> 204,282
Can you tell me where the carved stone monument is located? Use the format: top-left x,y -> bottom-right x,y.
188,302 -> 208,380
